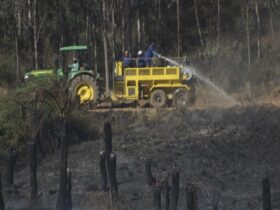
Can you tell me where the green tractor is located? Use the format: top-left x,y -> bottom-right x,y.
24,45 -> 101,104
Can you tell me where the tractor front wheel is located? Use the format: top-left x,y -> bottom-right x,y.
150,89 -> 167,108
69,75 -> 99,104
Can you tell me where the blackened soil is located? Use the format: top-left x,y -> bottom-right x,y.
3,105 -> 280,210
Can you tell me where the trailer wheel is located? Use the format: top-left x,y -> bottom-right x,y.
69,74 -> 99,104
150,89 -> 167,108
172,88 -> 192,107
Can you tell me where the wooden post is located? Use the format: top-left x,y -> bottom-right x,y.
100,151 -> 107,192
0,173 -> 4,210
170,170 -> 179,210
28,140 -> 38,202
186,183 -> 198,210
65,168 -> 72,210
7,146 -> 18,185
262,177 -> 271,210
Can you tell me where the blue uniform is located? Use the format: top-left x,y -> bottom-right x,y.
144,44 -> 155,66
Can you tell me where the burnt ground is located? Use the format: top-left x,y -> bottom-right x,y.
2,104 -> 280,210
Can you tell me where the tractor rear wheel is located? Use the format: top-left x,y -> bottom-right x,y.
172,88 -> 192,107
69,74 -> 99,104
150,89 -> 167,108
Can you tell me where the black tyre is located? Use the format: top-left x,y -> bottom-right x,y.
150,89 -> 167,108
172,88 -> 193,107
69,74 -> 99,104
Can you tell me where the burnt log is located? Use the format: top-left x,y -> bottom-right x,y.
262,177 -> 271,210
7,146 -> 18,185
100,151 -> 107,192
186,183 -> 198,210
170,170 -> 179,210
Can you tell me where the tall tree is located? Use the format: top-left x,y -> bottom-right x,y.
103,0 -> 109,96
245,0 -> 252,97
255,0 -> 261,59
194,0 -> 204,49
176,0 -> 180,57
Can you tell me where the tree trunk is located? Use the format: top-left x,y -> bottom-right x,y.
217,0 -> 221,73
255,0 -> 261,59
55,118 -> 68,210
268,0 -> 274,34
111,0 -> 116,68
33,0 -> 38,70
103,0 -> 110,97
137,2 -> 141,50
176,0 -> 180,57
194,0 -> 204,49
246,0 -> 251,97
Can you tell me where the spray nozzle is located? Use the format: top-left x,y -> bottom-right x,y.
152,51 -> 161,58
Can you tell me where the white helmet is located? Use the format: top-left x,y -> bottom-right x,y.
137,50 -> 142,56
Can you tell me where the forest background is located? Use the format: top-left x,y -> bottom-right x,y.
0,0 -> 279,96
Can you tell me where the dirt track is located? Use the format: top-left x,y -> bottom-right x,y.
3,104 -> 280,210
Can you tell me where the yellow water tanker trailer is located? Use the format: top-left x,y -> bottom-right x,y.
112,59 -> 196,108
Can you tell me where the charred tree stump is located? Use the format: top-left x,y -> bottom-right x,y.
109,153 -> 118,200
65,168 -> 72,210
170,170 -> 179,210
7,146 -> 18,185
55,119 -> 68,210
186,183 -> 198,210
28,140 -> 38,203
164,179 -> 170,210
104,122 -> 112,155
145,160 -> 161,209
153,186 -> 161,210
145,160 -> 156,187
100,151 -> 107,192
262,177 -> 271,210
102,122 -> 119,202
0,173 -> 4,210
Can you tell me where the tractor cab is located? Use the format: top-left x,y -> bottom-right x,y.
24,45 -> 100,105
